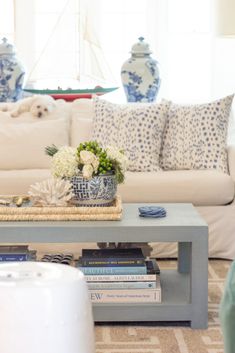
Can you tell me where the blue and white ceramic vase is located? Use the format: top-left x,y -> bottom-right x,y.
0,38 -> 25,102
70,174 -> 117,207
121,37 -> 160,103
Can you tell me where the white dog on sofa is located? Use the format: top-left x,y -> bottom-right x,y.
0,95 -> 56,118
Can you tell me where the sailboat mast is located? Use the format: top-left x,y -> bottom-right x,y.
77,0 -> 81,82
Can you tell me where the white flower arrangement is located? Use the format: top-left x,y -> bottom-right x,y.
45,141 -> 128,184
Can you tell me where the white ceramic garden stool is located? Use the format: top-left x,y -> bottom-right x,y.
0,262 -> 95,353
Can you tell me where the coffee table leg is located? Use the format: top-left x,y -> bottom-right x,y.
191,238 -> 208,329
178,242 -> 191,273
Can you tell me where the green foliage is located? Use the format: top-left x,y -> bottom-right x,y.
77,141 -> 102,156
111,159 -> 125,184
45,144 -> 59,157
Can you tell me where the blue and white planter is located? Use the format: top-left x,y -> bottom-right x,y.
121,37 -> 160,103
70,174 -> 117,207
0,38 -> 25,102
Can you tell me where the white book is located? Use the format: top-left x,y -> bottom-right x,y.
89,282 -> 161,303
88,280 -> 157,290
85,273 -> 158,282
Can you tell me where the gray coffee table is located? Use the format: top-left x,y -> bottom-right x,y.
0,203 -> 208,328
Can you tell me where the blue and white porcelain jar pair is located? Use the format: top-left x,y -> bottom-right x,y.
0,38 -> 25,102
121,37 -> 160,103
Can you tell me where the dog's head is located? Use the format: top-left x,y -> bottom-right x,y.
30,96 -> 56,118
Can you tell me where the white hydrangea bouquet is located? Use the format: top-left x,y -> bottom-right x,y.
45,141 -> 128,184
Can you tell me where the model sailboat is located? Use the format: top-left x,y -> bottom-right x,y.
23,0 -> 118,100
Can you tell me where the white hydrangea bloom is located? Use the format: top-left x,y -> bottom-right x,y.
82,164 -> 94,179
106,146 -> 129,172
51,146 -> 78,178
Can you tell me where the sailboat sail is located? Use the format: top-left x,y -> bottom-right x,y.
79,0 -> 115,84
27,0 -> 115,88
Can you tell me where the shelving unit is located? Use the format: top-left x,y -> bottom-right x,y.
93,270 -> 191,322
0,203 -> 208,328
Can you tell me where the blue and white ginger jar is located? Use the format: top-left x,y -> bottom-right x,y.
0,38 -> 25,102
121,37 -> 160,103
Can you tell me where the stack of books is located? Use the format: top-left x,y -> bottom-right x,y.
77,248 -> 161,303
0,245 -> 36,262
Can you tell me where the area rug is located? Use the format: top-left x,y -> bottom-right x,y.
95,259 -> 231,353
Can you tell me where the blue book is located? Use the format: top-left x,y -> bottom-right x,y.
0,254 -> 28,261
78,264 -> 147,275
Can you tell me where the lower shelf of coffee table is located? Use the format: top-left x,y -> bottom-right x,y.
92,270 -> 192,322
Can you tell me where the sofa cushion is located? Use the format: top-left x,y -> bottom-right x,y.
118,170 -> 234,206
0,119 -> 69,170
160,95 -> 234,174
92,97 -> 169,172
71,98 -> 94,119
0,169 -> 233,205
70,99 -> 93,146
71,118 -> 93,146
0,169 -> 51,195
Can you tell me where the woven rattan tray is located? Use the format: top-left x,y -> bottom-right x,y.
0,196 -> 122,221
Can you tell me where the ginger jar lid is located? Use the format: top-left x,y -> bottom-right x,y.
0,37 -> 16,55
130,37 -> 152,56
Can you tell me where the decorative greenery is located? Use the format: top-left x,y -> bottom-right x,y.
45,141 -> 128,184
45,144 -> 59,157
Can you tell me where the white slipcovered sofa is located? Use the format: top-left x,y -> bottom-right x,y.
0,98 -> 234,259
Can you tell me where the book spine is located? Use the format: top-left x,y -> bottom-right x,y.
0,246 -> 29,252
89,288 -> 161,303
81,259 -> 145,267
79,265 -> 147,275
84,274 -> 157,282
0,254 -> 29,261
88,281 -> 157,290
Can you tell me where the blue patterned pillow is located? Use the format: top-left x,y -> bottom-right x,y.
160,95 -> 234,173
92,97 -> 169,172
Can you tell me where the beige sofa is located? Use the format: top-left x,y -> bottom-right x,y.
0,99 -> 234,259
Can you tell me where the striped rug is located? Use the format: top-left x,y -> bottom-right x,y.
95,259 -> 231,353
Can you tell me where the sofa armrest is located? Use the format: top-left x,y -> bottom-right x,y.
228,145 -> 235,182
